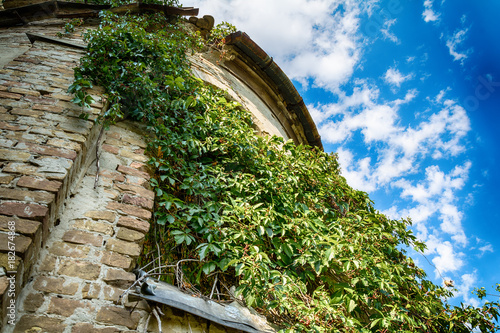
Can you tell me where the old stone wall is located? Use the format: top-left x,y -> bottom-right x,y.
0,22 -> 247,333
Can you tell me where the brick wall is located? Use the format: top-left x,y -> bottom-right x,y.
0,23 -> 243,333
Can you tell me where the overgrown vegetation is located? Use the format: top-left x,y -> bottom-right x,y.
69,10 -> 500,333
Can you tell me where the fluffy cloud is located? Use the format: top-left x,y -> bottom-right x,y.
445,27 -> 472,64
422,0 -> 440,23
384,67 -> 413,88
189,0 -> 372,90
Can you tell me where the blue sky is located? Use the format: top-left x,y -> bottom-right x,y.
188,0 -> 500,308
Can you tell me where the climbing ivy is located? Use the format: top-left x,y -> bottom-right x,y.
70,10 -> 500,333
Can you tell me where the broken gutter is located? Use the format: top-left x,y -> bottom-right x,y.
129,277 -> 275,333
225,31 -> 323,150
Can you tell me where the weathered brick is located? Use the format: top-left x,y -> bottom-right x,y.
118,149 -> 148,162
0,215 -> 41,236
117,216 -> 150,234
39,254 -> 56,272
101,251 -> 133,270
33,103 -> 64,113
0,175 -> 14,184
10,87 -> 41,97
106,238 -> 141,257
0,90 -> 22,100
54,130 -> 86,143
102,285 -> 124,302
47,138 -> 82,152
0,187 -> 55,203
82,282 -> 101,300
0,202 -> 48,219
24,95 -> 57,105
58,258 -> 101,280
122,136 -> 147,148
10,107 -> 43,117
0,148 -> 31,162
106,201 -> 152,220
104,268 -> 135,288
96,305 -> 141,329
63,229 -> 103,247
116,165 -> 150,179
0,232 -> 32,254
48,297 -> 85,316
17,175 -> 62,192
16,142 -> 77,160
0,276 -> 7,296
84,210 -> 116,222
116,227 -> 145,243
98,169 -> 126,182
2,162 -> 38,174
73,219 -> 114,235
49,241 -> 91,258
114,183 -> 154,200
0,252 -> 21,271
33,276 -> 79,295
14,315 -> 65,333
122,194 -> 153,210
23,293 -> 45,312
102,144 -> 119,154
72,323 -> 124,333
0,121 -> 27,131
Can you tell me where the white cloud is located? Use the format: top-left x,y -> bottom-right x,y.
381,18 -> 399,43
425,236 -> 464,275
454,272 -> 481,307
189,0 -> 370,91
422,0 -> 440,23
478,244 -> 494,256
384,67 -> 413,88
445,27 -> 472,64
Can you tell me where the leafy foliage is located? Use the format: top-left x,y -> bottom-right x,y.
71,10 -> 500,333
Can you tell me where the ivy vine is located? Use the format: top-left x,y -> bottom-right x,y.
69,10 -> 500,333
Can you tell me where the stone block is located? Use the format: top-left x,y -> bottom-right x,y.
0,175 -> 14,184
101,251 -> 133,270
117,216 -> 150,234
0,252 -> 21,271
33,276 -> 79,295
0,121 -> 28,131
57,259 -> 101,280
122,194 -> 153,210
0,187 -> 55,204
0,148 -> 31,162
106,202 -> 152,220
84,210 -> 116,222
14,315 -> 65,333
96,305 -> 141,329
104,268 -> 135,288
102,144 -> 119,154
118,149 -> 148,162
116,227 -> 145,243
62,230 -> 103,247
105,239 -> 141,257
82,282 -> 101,300
0,232 -> 32,255
0,215 -> 41,236
72,323 -> 125,333
2,162 -> 39,174
33,103 -> 64,113
23,292 -> 45,312
48,297 -> 85,316
73,219 -> 114,236
49,241 -> 90,258
115,183 -> 154,200
39,254 -> 56,272
0,90 -> 22,100
17,175 -> 62,192
98,170 -> 126,182
0,202 -> 48,219
16,142 -> 77,160
116,165 -> 150,179
102,285 -> 124,301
